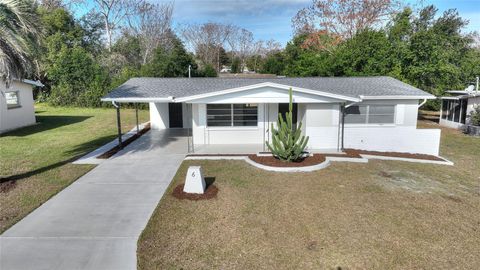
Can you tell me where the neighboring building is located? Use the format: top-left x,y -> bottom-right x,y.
102,76 -> 441,156
0,79 -> 44,133
440,84 -> 480,129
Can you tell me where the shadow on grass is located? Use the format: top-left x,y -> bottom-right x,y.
1,115 -> 91,137
1,135 -> 117,184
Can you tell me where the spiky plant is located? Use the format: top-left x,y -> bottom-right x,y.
0,0 -> 41,85
266,88 -> 309,162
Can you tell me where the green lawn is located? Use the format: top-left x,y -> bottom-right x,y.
0,103 -> 148,233
138,121 -> 480,269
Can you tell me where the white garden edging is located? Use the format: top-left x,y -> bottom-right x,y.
359,154 -> 454,166
244,156 -> 331,172
184,152 -> 453,172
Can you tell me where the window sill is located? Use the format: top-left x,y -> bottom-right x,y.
7,105 -> 22,110
344,124 -> 396,128
206,126 -> 259,131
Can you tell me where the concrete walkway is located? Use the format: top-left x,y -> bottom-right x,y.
0,129 -> 189,270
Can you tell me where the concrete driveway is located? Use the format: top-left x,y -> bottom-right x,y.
0,129 -> 189,270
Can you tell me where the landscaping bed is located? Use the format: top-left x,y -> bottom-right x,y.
97,123 -> 151,159
248,154 -> 326,167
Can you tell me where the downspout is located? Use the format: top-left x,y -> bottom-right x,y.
112,101 -> 123,149
418,98 -> 427,108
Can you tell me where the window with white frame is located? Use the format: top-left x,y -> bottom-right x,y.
207,104 -> 258,127
345,104 -> 395,124
5,91 -> 20,109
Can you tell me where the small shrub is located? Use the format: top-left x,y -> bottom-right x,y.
470,105 -> 480,126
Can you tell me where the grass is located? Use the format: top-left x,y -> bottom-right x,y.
0,103 -> 148,233
138,121 -> 480,269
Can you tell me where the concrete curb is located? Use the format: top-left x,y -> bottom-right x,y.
360,154 -> 454,166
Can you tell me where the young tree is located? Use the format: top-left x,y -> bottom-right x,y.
293,0 -> 401,39
0,0 -> 42,84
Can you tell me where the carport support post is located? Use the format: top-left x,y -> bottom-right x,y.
341,103 -> 345,151
113,101 -> 123,149
135,103 -> 139,133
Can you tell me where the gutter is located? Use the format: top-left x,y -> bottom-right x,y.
101,96 -> 174,103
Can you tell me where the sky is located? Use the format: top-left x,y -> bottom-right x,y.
148,0 -> 480,46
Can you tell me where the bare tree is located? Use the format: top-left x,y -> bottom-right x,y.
87,0 -> 142,50
181,22 -> 233,71
237,28 -> 254,72
128,1 -> 174,64
292,0 -> 401,39
265,39 -> 282,54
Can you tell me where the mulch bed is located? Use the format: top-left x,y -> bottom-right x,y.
0,180 -> 17,193
97,123 -> 151,159
172,183 -> 218,200
343,148 -> 445,161
247,148 -> 444,168
248,154 -> 326,167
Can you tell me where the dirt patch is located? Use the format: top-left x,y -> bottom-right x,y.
248,154 -> 326,167
172,183 -> 218,200
0,180 -> 17,193
344,149 -> 444,161
97,123 -> 150,159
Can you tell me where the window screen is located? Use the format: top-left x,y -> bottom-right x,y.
441,100 -> 449,119
453,100 -> 461,123
5,91 -> 20,109
345,105 -> 367,124
460,99 -> 468,124
207,104 -> 258,127
233,104 -> 258,126
206,104 -> 231,126
345,105 -> 395,124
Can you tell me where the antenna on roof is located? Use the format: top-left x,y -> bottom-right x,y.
188,65 -> 191,78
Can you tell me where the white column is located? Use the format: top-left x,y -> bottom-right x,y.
149,102 -> 169,130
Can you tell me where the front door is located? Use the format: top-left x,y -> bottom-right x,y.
168,103 -> 183,128
278,103 -> 298,126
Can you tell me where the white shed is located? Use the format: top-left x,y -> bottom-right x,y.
0,79 -> 44,133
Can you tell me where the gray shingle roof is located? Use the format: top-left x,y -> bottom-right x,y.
102,76 -> 433,101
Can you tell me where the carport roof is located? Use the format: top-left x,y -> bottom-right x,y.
102,76 -> 435,102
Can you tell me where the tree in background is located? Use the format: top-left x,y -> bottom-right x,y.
48,46 -> 109,107
0,0 -> 42,85
231,56 -> 241,73
141,35 -> 196,78
293,0 -> 401,39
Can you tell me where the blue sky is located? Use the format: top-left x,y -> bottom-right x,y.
152,0 -> 480,46
75,1 -> 480,46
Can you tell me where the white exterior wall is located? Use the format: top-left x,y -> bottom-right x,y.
305,104 -> 341,150
0,81 -> 36,133
192,103 -> 278,145
343,100 -> 440,155
344,127 -> 441,155
149,102 -> 169,129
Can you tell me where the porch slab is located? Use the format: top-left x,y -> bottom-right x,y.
192,144 -> 265,155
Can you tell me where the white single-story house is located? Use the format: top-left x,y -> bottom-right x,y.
102,76 -> 441,155
0,79 -> 43,134
439,85 -> 480,129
